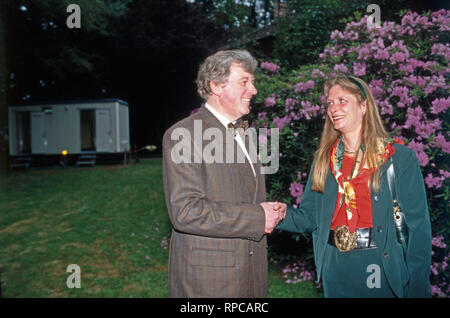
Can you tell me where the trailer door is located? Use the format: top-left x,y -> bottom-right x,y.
80,109 -> 95,151
15,111 -> 31,154
31,112 -> 47,154
95,109 -> 112,152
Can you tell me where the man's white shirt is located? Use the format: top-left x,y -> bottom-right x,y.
204,103 -> 256,176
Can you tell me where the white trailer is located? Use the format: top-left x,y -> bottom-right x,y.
8,99 -> 130,162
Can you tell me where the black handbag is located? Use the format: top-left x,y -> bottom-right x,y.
386,157 -> 409,260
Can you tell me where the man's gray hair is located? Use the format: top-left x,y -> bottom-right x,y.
196,50 -> 258,100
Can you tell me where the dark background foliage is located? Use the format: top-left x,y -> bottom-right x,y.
2,0 -> 447,156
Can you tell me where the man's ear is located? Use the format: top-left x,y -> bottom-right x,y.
210,81 -> 222,96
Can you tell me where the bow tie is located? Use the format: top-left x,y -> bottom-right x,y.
227,119 -> 249,131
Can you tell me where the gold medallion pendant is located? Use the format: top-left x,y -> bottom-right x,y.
334,225 -> 357,252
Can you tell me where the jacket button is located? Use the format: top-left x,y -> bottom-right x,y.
377,226 -> 383,233
383,252 -> 389,258
374,195 -> 378,201
249,251 -> 254,256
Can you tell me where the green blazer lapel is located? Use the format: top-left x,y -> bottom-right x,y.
321,174 -> 338,238
371,159 -> 394,253
378,159 -> 391,179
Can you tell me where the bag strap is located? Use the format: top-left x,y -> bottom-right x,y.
386,157 -> 408,260
386,157 -> 400,212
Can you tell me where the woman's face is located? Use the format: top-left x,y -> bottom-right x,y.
326,84 -> 366,135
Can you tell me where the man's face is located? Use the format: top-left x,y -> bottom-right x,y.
215,63 -> 257,121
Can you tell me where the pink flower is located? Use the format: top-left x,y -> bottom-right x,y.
282,260 -> 316,285
431,9 -> 450,32
391,86 -> 413,107
407,139 -> 425,153
261,61 -> 280,73
285,98 -> 299,112
404,107 -> 423,130
391,51 -> 408,64
378,99 -> 393,115
430,264 -> 439,276
432,235 -> 448,249
299,101 -> 321,120
264,95 -> 276,107
425,173 -> 443,189
415,150 -> 430,167
289,182 -> 304,205
431,284 -> 446,297
294,80 -> 315,93
353,62 -> 366,76
431,97 -> 450,114
374,48 -> 389,60
297,171 -> 307,181
273,115 -> 290,130
357,45 -> 371,59
405,75 -> 427,87
311,69 -> 325,78
440,169 -> 450,178
433,133 -> 450,153
257,112 -> 267,121
369,79 -> 384,99
330,30 -> 345,40
399,58 -> 424,73
333,64 -> 349,74
431,43 -> 450,60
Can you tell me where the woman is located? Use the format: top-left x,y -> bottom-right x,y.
276,76 -> 432,297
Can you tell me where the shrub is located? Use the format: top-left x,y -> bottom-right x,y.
272,0 -> 411,69
250,9 -> 450,297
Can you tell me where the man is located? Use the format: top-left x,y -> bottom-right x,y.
162,50 -> 284,297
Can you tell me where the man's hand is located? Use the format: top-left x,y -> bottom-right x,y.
260,202 -> 287,234
272,202 -> 287,219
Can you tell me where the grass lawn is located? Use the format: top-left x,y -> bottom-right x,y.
0,159 -> 322,298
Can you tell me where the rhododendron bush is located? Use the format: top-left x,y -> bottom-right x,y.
251,10 -> 449,296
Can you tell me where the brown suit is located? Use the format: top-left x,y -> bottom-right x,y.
162,106 -> 267,297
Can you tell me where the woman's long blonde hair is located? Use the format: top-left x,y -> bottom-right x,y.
311,76 -> 389,193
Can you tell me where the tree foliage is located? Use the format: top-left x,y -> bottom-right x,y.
272,0 -> 415,69
3,0 -> 132,102
2,0 -> 230,148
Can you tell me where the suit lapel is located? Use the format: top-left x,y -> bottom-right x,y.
253,158 -> 264,203
234,131 -> 257,195
199,106 -> 257,198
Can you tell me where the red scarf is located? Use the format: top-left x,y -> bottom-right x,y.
330,137 -> 401,233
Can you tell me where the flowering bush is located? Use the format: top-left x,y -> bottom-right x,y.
260,61 -> 281,73
282,260 -> 321,288
250,10 -> 449,296
431,235 -> 449,296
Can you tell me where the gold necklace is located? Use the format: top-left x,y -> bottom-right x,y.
344,149 -> 357,154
